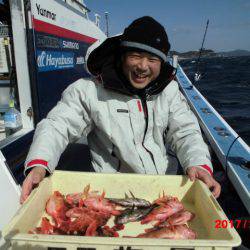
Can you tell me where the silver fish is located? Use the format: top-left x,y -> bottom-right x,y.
108,191 -> 151,208
115,205 -> 157,224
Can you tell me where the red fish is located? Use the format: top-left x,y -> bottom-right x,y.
29,217 -> 59,235
137,225 -> 196,239
156,210 -> 195,227
98,225 -> 120,237
84,191 -> 121,216
65,192 -> 83,206
58,207 -> 110,236
46,191 -> 69,222
141,198 -> 184,224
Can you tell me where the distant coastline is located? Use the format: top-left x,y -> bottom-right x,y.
169,49 -> 250,60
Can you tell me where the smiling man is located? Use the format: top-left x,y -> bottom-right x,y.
21,16 -> 221,203
122,51 -> 161,89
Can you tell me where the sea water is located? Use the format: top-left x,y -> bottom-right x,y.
180,55 -> 250,146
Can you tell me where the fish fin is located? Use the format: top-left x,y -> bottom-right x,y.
101,191 -> 105,199
82,184 -> 90,198
129,190 -> 135,198
125,193 -> 129,199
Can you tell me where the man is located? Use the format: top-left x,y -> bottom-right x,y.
20,16 -> 220,203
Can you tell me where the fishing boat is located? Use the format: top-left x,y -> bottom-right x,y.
0,0 -> 249,249
0,0 -> 105,246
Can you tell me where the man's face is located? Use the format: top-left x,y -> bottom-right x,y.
122,51 -> 161,89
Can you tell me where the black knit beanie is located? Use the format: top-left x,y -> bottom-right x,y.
87,16 -> 172,76
86,16 -> 176,97
120,16 -> 171,61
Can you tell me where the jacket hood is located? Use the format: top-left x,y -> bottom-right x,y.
86,35 -> 176,97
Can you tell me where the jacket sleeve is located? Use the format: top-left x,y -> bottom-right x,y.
24,79 -> 94,175
165,81 -> 213,174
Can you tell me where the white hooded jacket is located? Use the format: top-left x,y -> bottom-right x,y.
25,38 -> 212,175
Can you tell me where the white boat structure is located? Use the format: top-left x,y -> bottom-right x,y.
0,0 -> 105,247
0,0 -> 249,249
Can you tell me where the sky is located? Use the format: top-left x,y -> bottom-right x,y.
85,0 -> 250,52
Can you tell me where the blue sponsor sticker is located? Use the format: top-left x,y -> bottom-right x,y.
37,50 -> 74,72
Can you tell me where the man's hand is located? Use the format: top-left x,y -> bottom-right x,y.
186,166 -> 221,198
20,166 -> 46,204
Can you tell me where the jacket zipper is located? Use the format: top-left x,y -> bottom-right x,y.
141,94 -> 159,174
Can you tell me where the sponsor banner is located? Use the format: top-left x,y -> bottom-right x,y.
61,40 -> 79,50
35,3 -> 56,21
37,50 -> 74,72
29,0 -> 105,119
33,18 -> 97,44
36,34 -> 60,49
31,0 -> 105,41
76,56 -> 85,65
36,34 -> 80,50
